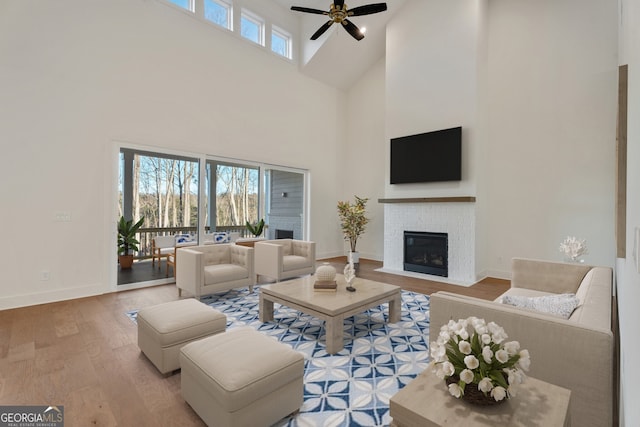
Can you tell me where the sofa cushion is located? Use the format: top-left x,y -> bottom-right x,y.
292,240 -> 311,257
203,247 -> 231,265
204,264 -> 249,285
282,255 -> 311,272
570,267 -> 613,329
158,247 -> 175,255
502,293 -> 580,319
511,258 -> 592,293
281,241 -> 292,256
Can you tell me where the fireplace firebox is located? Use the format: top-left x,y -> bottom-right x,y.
403,231 -> 448,277
275,229 -> 294,239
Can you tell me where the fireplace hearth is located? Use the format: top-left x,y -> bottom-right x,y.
404,231 -> 448,277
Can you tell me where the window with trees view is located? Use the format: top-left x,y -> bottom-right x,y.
118,146 -> 306,286
205,161 -> 260,230
119,150 -> 263,257
119,150 -> 200,253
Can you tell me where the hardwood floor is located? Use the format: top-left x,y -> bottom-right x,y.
0,258 -> 509,426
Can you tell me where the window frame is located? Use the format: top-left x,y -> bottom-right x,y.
203,0 -> 233,30
164,0 -> 194,13
271,25 -> 292,60
240,9 -> 265,46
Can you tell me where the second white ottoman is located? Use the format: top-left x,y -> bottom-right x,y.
180,327 -> 304,427
137,298 -> 226,375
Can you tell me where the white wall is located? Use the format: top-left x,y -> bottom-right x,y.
382,0 -> 485,281
619,0 -> 640,424
0,0 -> 624,335
385,0 -> 481,199
485,0 -> 618,274
342,59 -> 387,261
0,0 -> 347,309
383,0 -> 617,279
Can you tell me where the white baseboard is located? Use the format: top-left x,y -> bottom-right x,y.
0,283 -> 108,311
483,269 -> 511,281
316,251 -> 346,260
374,267 -> 476,287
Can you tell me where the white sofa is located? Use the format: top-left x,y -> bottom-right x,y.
254,239 -> 316,282
176,244 -> 255,298
429,258 -> 614,427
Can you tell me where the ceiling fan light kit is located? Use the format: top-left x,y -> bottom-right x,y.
291,1 -> 387,41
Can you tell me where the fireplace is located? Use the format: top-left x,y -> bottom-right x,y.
404,231 -> 448,277
275,229 -> 294,239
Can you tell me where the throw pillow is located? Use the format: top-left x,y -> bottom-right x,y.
176,234 -> 195,244
213,232 -> 230,243
501,293 -> 580,319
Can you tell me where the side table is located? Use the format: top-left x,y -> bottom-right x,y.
390,370 -> 571,427
235,238 -> 265,248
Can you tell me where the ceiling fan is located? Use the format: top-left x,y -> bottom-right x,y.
291,1 -> 387,41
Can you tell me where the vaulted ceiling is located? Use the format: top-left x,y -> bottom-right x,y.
273,0 -> 406,90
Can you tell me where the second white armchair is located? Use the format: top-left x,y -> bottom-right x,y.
176,244 -> 255,298
254,239 -> 316,282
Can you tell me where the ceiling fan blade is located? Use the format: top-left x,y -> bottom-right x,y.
291,6 -> 329,15
310,21 -> 334,40
334,0 -> 345,8
342,19 -> 364,41
348,3 -> 388,16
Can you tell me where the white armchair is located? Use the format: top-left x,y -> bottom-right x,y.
254,239 -> 316,282
176,244 -> 255,298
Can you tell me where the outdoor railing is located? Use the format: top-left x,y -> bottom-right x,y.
134,225 -> 251,259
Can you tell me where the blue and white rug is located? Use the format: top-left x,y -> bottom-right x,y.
127,286 -> 430,427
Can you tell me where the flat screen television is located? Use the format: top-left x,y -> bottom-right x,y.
390,126 -> 462,184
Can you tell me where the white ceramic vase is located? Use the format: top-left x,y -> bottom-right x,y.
316,262 -> 337,282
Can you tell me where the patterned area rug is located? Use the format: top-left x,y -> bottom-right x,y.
127,286 -> 430,427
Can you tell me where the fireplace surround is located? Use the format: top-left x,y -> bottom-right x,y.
380,197 -> 477,286
404,231 -> 448,277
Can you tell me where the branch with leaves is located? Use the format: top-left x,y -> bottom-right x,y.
337,196 -> 370,253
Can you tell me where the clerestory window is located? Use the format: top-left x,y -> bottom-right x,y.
271,26 -> 292,59
240,10 -> 264,46
204,0 -> 232,30
167,0 -> 193,12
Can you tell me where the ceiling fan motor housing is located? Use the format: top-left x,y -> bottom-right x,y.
330,4 -> 348,23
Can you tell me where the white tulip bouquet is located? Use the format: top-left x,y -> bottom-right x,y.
430,317 -> 530,403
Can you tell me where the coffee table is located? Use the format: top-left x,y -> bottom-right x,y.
390,370 -> 571,427
259,274 -> 402,354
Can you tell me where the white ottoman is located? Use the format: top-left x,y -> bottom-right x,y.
180,327 -> 304,427
137,298 -> 226,375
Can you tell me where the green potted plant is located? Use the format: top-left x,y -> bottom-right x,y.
337,195 -> 370,266
246,218 -> 266,237
117,215 -> 145,269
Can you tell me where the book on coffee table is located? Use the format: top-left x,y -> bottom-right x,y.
314,280 -> 337,291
